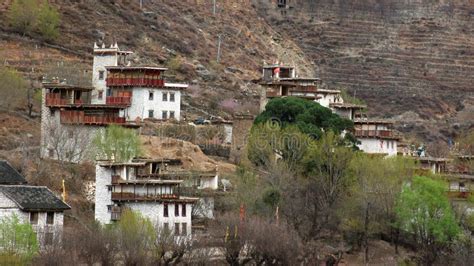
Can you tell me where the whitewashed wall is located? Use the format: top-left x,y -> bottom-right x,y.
92,53 -> 118,104
94,165 -> 113,224
127,88 -> 182,121
357,138 -> 398,156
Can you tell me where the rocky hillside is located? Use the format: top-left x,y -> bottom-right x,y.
255,0 -> 474,143
0,0 -> 312,119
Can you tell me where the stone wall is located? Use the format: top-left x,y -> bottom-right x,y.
229,114 -> 255,163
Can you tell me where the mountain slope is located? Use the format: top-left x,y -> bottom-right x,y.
255,0 -> 474,142
0,0 -> 312,118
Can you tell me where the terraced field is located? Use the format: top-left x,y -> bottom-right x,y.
256,0 -> 474,142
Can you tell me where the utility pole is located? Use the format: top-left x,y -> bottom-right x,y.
213,0 -> 216,15
140,0 -> 143,9
216,35 -> 222,63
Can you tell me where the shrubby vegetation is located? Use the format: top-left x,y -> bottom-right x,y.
0,215 -> 38,265
8,0 -> 60,41
237,97 -> 469,264
0,67 -> 28,111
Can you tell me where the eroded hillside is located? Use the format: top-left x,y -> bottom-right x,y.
0,0 -> 312,118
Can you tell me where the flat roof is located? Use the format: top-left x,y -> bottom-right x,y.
98,161 -> 147,167
43,83 -> 94,91
354,119 -> 395,125
415,156 -> 451,163
164,83 -> 188,89
280,77 -> 320,81
317,89 -> 341,94
93,48 -> 133,55
114,179 -> 183,185
106,66 -> 168,71
263,64 -> 295,69
330,103 -> 366,109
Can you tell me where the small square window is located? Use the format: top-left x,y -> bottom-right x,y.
48,149 -> 54,158
170,93 -> 175,102
149,92 -> 154,101
174,223 -> 180,235
98,91 -> 103,100
99,71 -> 104,80
162,93 -> 168,101
174,203 -> 179,217
182,204 -> 186,217
68,130 -> 74,138
164,204 -> 169,217
30,212 -> 38,224
162,111 -> 168,120
163,222 -> 169,233
46,212 -> 54,225
182,223 -> 187,236
169,111 -> 175,120
148,110 -> 154,118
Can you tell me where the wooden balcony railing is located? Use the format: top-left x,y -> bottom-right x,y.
111,192 -> 178,201
447,191 -> 471,199
45,94 -> 70,106
60,110 -> 126,125
46,94 -> 87,106
290,86 -> 318,93
106,96 -> 131,106
106,78 -> 164,88
111,175 -> 121,184
354,130 -> 393,138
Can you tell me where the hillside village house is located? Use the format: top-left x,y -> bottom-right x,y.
41,43 -> 188,163
0,161 -> 70,247
92,43 -> 187,121
259,62 -> 399,155
94,157 -> 221,235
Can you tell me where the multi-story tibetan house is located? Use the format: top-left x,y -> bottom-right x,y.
94,159 -> 207,236
41,43 -> 188,163
259,63 -> 365,121
353,119 -> 400,156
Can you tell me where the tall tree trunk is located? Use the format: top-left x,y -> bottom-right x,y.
364,201 -> 370,264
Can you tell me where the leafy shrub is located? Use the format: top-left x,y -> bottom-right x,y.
0,215 -> 39,264
37,1 -> 60,41
8,0 -> 60,41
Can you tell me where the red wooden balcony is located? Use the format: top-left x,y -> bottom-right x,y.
111,175 -> 121,184
106,96 -> 131,106
106,78 -> 164,88
447,191 -> 471,199
111,192 -> 178,201
45,94 -> 70,107
354,130 -> 393,138
60,110 -> 126,125
290,86 -> 318,93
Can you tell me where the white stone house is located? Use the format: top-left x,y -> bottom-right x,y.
93,43 -> 187,121
259,63 -> 365,120
0,161 -> 70,247
95,161 -> 198,236
353,119 -> 399,156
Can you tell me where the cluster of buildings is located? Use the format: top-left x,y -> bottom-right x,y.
0,41 -> 469,252
258,62 -> 474,202
38,43 -> 221,240
259,63 -> 400,156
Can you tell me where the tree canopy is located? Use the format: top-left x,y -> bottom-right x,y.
255,97 -> 354,139
395,176 -> 460,265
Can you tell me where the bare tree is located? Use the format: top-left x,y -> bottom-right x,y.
44,120 -> 94,163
